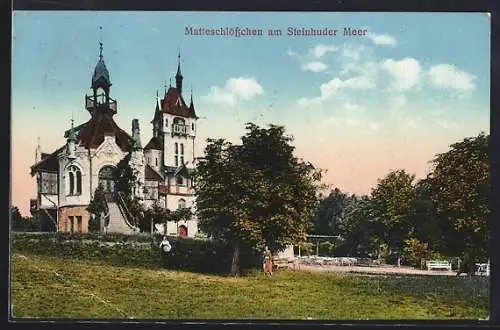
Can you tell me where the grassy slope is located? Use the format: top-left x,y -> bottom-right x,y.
11,253 -> 489,320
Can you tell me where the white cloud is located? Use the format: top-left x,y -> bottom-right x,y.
428,64 -> 476,92
323,102 -> 380,132
301,61 -> 329,73
310,44 -> 338,58
369,33 -> 397,47
341,44 -> 365,61
286,49 -> 298,58
226,77 -> 264,100
203,86 -> 238,106
297,97 -> 322,107
202,77 -> 264,106
297,76 -> 375,106
381,58 -> 421,91
320,76 -> 375,100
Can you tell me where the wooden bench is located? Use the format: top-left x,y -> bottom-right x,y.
426,260 -> 452,271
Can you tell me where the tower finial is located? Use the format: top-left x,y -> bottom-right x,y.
35,136 -> 42,164
99,26 -> 103,60
176,49 -> 183,77
175,49 -> 183,95
67,117 -> 77,143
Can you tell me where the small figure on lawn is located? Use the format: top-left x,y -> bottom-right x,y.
263,249 -> 274,276
159,236 -> 172,253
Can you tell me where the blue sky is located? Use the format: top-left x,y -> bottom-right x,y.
12,11 -> 490,214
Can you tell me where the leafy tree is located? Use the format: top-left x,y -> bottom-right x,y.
142,200 -> 167,232
114,153 -> 136,201
87,184 -> 108,213
127,197 -> 145,228
402,237 -> 441,268
87,184 -> 109,232
369,169 -> 417,258
195,123 -> 323,275
427,132 -> 489,264
171,207 -> 193,225
11,206 -> 23,230
114,153 -> 144,229
11,206 -> 39,232
336,195 -> 380,257
313,188 -> 349,235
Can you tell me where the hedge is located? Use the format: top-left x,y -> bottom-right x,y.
11,233 -> 262,275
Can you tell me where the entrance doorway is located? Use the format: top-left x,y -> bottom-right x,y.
98,166 -> 116,201
177,225 -> 188,238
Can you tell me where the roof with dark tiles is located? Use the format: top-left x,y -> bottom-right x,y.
144,136 -> 163,151
30,146 -> 65,175
66,112 -> 134,151
160,87 -> 197,119
145,164 -> 164,181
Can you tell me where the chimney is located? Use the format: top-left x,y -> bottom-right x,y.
132,119 -> 142,150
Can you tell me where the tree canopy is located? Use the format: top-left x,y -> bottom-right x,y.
310,132 -> 490,269
195,123 -> 323,275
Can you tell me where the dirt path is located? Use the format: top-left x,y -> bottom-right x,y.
291,263 -> 456,276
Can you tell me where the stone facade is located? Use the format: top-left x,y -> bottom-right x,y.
30,44 -> 200,238
58,205 -> 91,233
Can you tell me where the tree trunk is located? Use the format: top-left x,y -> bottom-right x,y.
230,243 -> 241,276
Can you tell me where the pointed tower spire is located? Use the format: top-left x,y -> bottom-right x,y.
164,80 -> 168,97
35,136 -> 42,164
155,89 -> 160,111
176,50 -> 182,76
189,85 -> 194,109
67,118 -> 77,142
67,118 -> 77,159
175,50 -> 183,95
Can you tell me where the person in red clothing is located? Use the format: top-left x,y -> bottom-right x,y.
263,251 -> 274,276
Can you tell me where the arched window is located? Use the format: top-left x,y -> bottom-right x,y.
69,172 -> 74,194
192,123 -> 194,131
67,165 -> 82,196
99,166 -> 116,197
178,198 -> 186,209
97,87 -> 106,104
175,143 -> 179,166
180,143 -> 184,165
76,171 -> 82,194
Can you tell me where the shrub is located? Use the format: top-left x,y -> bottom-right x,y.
294,242 -> 314,256
402,237 -> 447,268
11,233 -> 261,275
318,242 -> 334,256
88,216 -> 100,232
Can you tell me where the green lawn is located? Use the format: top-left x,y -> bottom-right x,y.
11,253 -> 489,320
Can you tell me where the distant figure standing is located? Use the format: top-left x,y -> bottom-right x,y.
263,251 -> 274,276
159,236 -> 172,253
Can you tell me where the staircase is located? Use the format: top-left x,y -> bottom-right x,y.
106,201 -> 139,234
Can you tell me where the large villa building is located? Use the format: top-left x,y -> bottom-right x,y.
29,42 -> 199,238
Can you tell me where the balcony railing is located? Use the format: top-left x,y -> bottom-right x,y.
172,124 -> 189,136
85,94 -> 117,114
